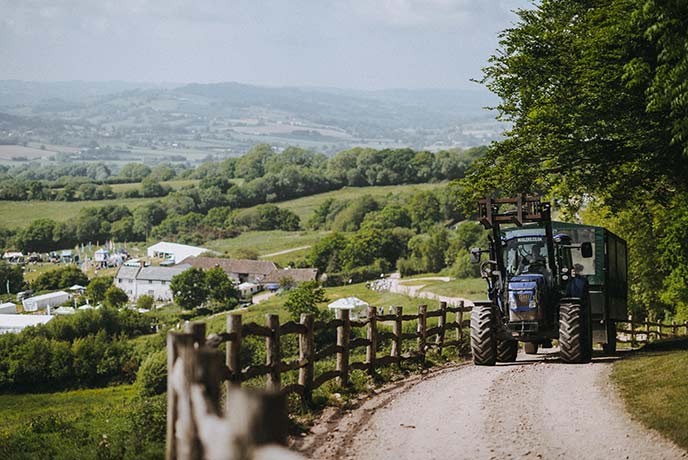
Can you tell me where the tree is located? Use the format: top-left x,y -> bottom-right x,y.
32,266 -> 88,292
0,261 -> 24,294
205,267 -> 238,306
170,268 -> 208,309
104,286 -> 129,309
87,276 -> 113,304
283,281 -> 327,320
136,295 -> 155,311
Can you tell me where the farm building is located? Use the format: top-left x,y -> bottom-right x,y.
22,291 -> 71,312
0,302 -> 17,314
181,257 -> 277,283
147,242 -> 208,264
0,314 -> 54,334
261,268 -> 318,286
114,264 -> 190,301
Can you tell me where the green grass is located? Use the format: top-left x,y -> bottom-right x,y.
612,347 -> 688,450
418,278 -> 487,301
0,385 -> 135,432
206,281 -> 440,332
204,230 -> 329,259
0,198 -> 160,229
272,183 -> 444,221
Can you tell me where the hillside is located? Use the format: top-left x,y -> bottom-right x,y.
0,80 -> 503,158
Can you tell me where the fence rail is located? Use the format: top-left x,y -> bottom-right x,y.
206,301 -> 470,403
615,317 -> 688,346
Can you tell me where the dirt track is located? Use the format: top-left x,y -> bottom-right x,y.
299,351 -> 686,460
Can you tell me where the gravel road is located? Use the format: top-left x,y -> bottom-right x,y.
302,351 -> 686,460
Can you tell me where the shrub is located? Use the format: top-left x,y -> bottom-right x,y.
135,349 -> 167,397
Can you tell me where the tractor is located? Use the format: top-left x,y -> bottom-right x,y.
469,196 -> 627,365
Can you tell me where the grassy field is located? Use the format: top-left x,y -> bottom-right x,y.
0,197 -> 160,229
417,278 -> 486,301
273,183 -> 444,221
206,281 -> 439,332
0,385 -> 135,432
612,344 -> 688,450
205,230 -> 328,260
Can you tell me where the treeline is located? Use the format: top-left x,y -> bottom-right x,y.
0,307 -> 154,392
0,144 -> 482,202
466,0 -> 688,321
300,186 -> 487,283
2,145 -> 484,252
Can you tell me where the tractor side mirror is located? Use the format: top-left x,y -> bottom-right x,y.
581,242 -> 593,258
470,248 -> 482,264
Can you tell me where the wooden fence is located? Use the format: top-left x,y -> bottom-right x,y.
616,317 -> 688,347
166,301 -> 470,460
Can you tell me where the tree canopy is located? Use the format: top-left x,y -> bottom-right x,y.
464,0 -> 688,320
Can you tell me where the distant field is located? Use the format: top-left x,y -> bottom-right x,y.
0,197 -> 160,229
417,277 -> 487,301
0,144 -> 56,160
205,230 -> 328,259
274,183 -> 444,221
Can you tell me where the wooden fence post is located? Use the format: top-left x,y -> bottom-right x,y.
226,314 -> 242,384
391,306 -> 403,365
456,301 -> 464,342
166,332 -> 180,460
174,333 -> 203,460
336,309 -> 350,387
645,321 -> 650,343
185,321 -> 206,346
629,315 -> 636,348
299,313 -> 314,405
266,314 -> 281,392
436,301 -> 447,354
417,304 -> 427,364
366,305 -> 377,376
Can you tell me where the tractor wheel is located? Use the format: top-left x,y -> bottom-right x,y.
602,320 -> 617,354
470,304 -> 497,366
497,339 -> 518,362
524,342 -> 539,354
559,302 -> 592,364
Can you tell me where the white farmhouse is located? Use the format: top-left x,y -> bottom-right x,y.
22,291 -> 71,312
114,264 -> 189,301
147,242 -> 208,264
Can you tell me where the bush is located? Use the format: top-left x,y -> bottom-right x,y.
136,295 -> 154,311
135,350 -> 167,397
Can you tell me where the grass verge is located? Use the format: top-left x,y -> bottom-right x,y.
611,341 -> 688,450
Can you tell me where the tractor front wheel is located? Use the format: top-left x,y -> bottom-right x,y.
559,302 -> 592,364
470,304 -> 497,366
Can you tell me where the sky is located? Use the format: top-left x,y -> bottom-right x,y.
0,0 -> 532,89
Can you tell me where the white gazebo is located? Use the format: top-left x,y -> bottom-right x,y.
327,296 -> 369,320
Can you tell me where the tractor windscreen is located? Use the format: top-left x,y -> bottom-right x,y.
504,236 -> 552,278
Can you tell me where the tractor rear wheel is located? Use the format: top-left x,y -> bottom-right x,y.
602,320 -> 617,353
559,302 -> 592,363
524,342 -> 539,354
497,339 -> 518,362
470,304 -> 497,366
